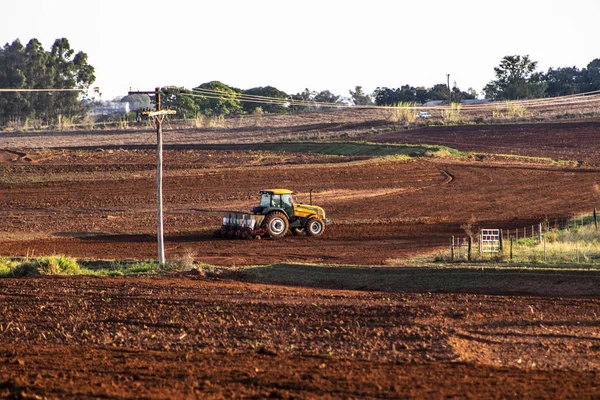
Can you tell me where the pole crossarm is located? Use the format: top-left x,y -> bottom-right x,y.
128,90 -> 155,95
143,109 -> 176,118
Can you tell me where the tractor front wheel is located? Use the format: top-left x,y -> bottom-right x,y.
305,217 -> 325,237
265,212 -> 289,239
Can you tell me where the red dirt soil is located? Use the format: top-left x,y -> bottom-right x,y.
1,148 -> 598,265
1,277 -> 599,399
369,120 -> 600,166
2,119 -> 600,398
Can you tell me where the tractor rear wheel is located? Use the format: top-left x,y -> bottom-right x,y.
305,217 -> 325,236
265,212 -> 289,239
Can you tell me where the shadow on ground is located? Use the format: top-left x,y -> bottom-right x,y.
231,262 -> 600,297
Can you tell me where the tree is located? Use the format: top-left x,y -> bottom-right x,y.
119,93 -> 152,111
466,87 -> 478,99
373,87 -> 402,106
483,55 -> 545,100
543,66 -> 582,97
0,39 -> 27,120
47,38 -> 95,119
160,87 -> 200,118
427,84 -> 450,102
192,81 -> 242,116
415,87 -> 429,104
0,37 -> 95,126
242,86 -> 288,114
314,90 -> 340,104
349,86 -> 372,106
290,88 -> 316,112
581,59 -> 600,92
452,86 -> 476,102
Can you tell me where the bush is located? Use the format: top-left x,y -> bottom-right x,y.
0,258 -> 18,277
11,255 -> 81,277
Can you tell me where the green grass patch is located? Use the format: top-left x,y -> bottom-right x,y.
83,260 -> 162,276
474,153 -> 578,167
5,255 -> 82,277
513,224 -> 600,264
186,141 -> 467,158
0,256 -> 216,277
0,257 -> 19,276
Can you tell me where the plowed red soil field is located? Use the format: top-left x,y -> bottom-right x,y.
1,147 -> 599,264
370,119 -> 600,166
1,117 -> 600,398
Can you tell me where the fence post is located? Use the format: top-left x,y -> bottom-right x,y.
450,236 -> 455,261
468,236 -> 472,261
594,208 -> 598,231
499,229 -> 503,251
537,223 -> 542,244
510,237 -> 513,261
543,237 -> 547,263
576,241 -> 579,263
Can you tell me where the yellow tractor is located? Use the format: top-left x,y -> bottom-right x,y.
220,189 -> 328,239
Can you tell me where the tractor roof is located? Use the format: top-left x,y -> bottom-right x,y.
261,189 -> 293,195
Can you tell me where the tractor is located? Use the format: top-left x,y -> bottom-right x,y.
219,189 -> 328,239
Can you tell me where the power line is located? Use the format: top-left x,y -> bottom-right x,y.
177,86 -> 600,112
0,88 -> 87,93
184,88 -> 352,109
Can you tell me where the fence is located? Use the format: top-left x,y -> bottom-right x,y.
446,209 -> 600,264
450,236 -> 473,261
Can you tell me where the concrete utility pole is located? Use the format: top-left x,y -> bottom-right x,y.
128,87 -> 176,265
446,74 -> 451,104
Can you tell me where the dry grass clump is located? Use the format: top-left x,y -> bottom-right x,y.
441,103 -> 462,124
389,102 -> 417,123
173,248 -> 197,272
9,255 -> 82,277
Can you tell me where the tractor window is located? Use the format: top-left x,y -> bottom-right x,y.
281,194 -> 294,216
271,195 -> 282,208
282,194 -> 292,207
260,193 -> 271,208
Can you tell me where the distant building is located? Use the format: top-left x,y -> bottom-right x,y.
461,99 -> 491,105
424,100 -> 444,106
89,101 -> 130,116
423,99 -> 491,106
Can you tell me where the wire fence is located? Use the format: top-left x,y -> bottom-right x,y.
447,209 -> 600,264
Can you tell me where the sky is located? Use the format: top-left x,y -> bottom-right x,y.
2,0 -> 599,100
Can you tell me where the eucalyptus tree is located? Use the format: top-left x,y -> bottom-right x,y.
0,37 -> 95,126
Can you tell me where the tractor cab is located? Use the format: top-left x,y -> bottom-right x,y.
253,189 -> 295,218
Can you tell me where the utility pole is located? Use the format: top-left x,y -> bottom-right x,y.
128,87 -> 176,265
446,73 -> 451,105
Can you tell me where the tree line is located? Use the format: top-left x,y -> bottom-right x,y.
116,54 -> 600,116
483,55 -> 600,100
0,37 -> 599,125
0,38 -> 95,126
